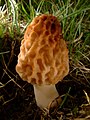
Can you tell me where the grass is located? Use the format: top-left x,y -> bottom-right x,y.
0,0 -> 90,119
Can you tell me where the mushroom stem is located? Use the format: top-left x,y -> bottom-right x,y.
33,84 -> 60,109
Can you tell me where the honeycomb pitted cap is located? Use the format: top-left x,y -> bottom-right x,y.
16,14 -> 69,85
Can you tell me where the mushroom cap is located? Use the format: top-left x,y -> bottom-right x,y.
16,14 -> 69,85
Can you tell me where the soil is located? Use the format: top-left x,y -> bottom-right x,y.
0,33 -> 90,120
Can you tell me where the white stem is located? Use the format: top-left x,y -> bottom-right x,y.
33,84 -> 60,109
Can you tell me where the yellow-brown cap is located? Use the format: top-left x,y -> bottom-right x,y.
16,14 -> 69,85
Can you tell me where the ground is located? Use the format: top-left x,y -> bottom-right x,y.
0,34 -> 90,120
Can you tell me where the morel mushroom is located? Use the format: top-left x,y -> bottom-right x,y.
16,14 -> 69,109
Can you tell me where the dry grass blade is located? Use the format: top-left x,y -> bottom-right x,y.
2,92 -> 17,105
73,32 -> 83,43
0,51 -> 10,55
83,90 -> 90,104
3,69 -> 25,91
